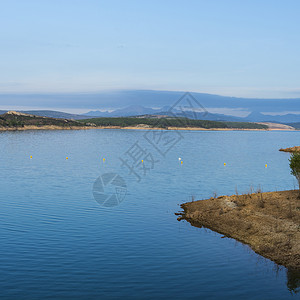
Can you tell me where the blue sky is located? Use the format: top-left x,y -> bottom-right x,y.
1,0 -> 300,98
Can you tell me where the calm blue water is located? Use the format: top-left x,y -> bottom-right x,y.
0,129 -> 299,299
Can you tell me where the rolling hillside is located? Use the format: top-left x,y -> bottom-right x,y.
0,111 -> 92,129
80,117 -> 268,129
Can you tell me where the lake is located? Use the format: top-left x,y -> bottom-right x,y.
0,129 -> 299,299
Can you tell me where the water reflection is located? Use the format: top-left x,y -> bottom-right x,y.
287,268 -> 300,294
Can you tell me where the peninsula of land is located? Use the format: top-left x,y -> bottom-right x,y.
280,147 -> 300,153
178,190 -> 300,269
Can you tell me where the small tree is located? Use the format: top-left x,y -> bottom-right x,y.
289,152 -> 300,195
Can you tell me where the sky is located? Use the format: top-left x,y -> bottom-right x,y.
1,0 -> 300,102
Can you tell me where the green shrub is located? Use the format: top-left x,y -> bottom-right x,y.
289,152 -> 300,191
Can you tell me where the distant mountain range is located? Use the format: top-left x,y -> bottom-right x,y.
1,89 -> 300,123
2,106 -> 300,124
84,105 -> 161,117
0,89 -> 300,113
83,105 -> 300,124
243,111 -> 300,123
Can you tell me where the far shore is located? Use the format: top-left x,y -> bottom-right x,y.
177,190 -> 300,269
0,125 -> 297,132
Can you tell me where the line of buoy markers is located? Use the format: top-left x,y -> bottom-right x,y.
29,155 -> 268,168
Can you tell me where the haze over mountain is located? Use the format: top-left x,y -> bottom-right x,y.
3,106 -> 299,124
244,112 -> 300,123
1,90 -> 300,123
84,105 -> 162,117
1,90 -> 300,115
100,107 -> 300,124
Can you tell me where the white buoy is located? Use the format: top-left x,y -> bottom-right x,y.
178,157 -> 182,161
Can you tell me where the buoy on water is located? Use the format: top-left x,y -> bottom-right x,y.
224,163 -> 226,166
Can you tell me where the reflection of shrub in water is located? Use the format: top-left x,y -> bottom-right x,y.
287,268 -> 300,294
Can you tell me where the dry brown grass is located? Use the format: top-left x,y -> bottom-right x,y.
279,146 -> 300,153
178,190 -> 300,269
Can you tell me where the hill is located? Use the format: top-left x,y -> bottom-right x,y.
245,111 -> 300,123
287,123 -> 300,129
80,117 -> 268,130
0,110 -> 90,120
22,110 -> 90,120
0,111 -> 93,129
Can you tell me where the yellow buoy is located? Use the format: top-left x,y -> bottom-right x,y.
181,160 -> 183,164
141,160 -> 144,163
103,158 -> 105,162
66,157 -> 68,160
30,155 -> 32,159
224,163 -> 226,166
265,164 -> 267,168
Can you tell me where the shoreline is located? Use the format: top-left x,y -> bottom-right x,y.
177,190 -> 300,269
0,125 -> 297,132
0,125 -> 96,131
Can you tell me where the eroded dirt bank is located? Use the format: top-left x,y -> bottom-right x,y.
178,190 -> 300,269
280,146 -> 300,153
